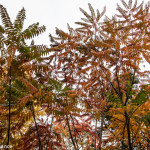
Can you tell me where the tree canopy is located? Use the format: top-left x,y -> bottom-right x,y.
0,0 -> 150,149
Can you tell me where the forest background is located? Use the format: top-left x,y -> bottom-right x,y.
0,0 -> 150,149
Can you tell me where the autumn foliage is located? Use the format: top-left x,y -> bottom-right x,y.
0,0 -> 150,149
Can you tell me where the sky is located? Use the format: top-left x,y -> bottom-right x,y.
0,0 -> 149,46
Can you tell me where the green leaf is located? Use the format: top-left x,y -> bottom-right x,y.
0,5 -> 13,29
22,23 -> 46,39
132,88 -> 149,104
14,7 -> 26,30
141,112 -> 150,127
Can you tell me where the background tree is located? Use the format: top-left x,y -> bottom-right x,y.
49,0 -> 150,149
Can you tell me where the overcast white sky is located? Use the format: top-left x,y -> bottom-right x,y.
0,0 -> 149,45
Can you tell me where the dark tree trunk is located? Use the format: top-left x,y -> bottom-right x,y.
66,113 -> 77,150
125,111 -> 132,150
98,112 -> 104,150
94,119 -> 97,150
7,66 -> 11,150
31,104 -> 42,150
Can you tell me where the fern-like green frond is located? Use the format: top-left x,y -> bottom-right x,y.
22,23 -> 46,39
0,26 -> 5,48
14,7 -> 26,30
0,5 -> 13,29
0,25 -> 5,33
33,45 -> 48,57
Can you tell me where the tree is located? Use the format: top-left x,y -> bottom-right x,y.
0,4 -> 46,149
0,0 -> 150,149
49,0 -> 150,149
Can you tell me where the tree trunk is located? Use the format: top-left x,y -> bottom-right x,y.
121,125 -> 126,150
125,111 -> 132,150
7,66 -> 11,150
31,104 -> 42,150
66,113 -> 77,150
70,115 -> 79,150
98,112 -> 104,150
94,119 -> 97,150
